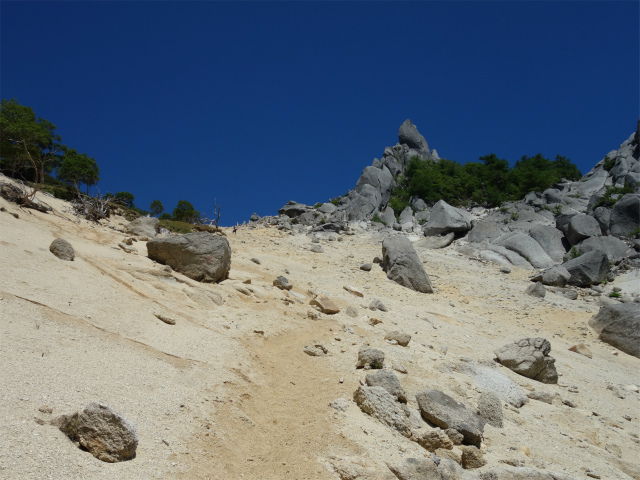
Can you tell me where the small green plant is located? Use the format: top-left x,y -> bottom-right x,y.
552,205 -> 563,216
569,246 -> 581,259
608,291 -> 621,298
313,202 -> 322,209
594,184 -> 634,209
370,360 -> 383,369
371,213 -> 387,226
330,196 -> 341,206
510,212 -> 519,221
602,156 -> 616,171
313,212 -> 319,217
627,227 -> 640,238
500,206 -> 509,213
319,218 -> 326,225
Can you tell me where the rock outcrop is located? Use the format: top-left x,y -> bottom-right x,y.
381,236 -> 433,293
589,303 -> 640,358
494,338 -> 558,384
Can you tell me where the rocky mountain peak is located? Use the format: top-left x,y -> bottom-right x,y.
398,119 -> 430,157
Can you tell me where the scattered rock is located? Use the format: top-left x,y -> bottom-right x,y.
384,331 -> 411,347
585,468 -> 601,479
345,306 -> 359,318
309,244 -> 324,253
52,402 -> 138,463
329,398 -> 350,412
353,386 -> 411,437
386,457 -> 440,480
527,391 -> 562,405
343,285 -> 364,297
310,295 -> 340,314
563,250 -> 610,287
444,428 -> 464,445
525,282 -> 546,298
381,237 -> 434,293
415,389 -> 486,446
412,429 -> 453,452
369,299 -> 388,312
360,263 -> 372,271
273,275 -> 293,291
250,257 -> 261,265
356,346 -> 384,369
494,338 -> 558,384
461,446 -> 486,469
423,200 -> 473,237
365,370 -> 407,403
147,232 -> 231,283
477,391 -> 503,428
588,303 -> 640,358
500,267 -> 511,274
154,314 -> 176,325
303,345 -> 326,357
39,405 -> 53,414
369,317 -> 383,326
49,238 -> 75,261
117,242 -> 137,254
568,344 -> 593,359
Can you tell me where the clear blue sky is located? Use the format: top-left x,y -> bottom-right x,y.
2,1 -> 638,226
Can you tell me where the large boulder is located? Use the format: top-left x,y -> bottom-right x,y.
531,265 -> 571,287
381,236 -> 433,293
398,119 -> 430,157
353,386 -> 412,437
467,221 -> 505,244
423,200 -> 473,236
576,236 -> 633,264
529,225 -> 568,263
53,402 -> 138,463
495,232 -> 554,269
589,304 -> 640,358
610,194 -> 640,237
278,201 -> 310,218
494,338 -> 558,384
355,165 -> 394,206
562,250 -> 610,287
455,359 -> 529,408
125,217 -> 159,238
147,232 -> 231,283
566,214 -> 601,245
415,389 -> 486,446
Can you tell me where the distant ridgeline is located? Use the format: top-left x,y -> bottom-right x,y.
253,118 -> 639,232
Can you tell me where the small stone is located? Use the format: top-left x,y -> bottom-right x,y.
309,244 -> 324,253
344,285 -> 364,297
413,429 -> 453,452
435,448 -> 461,464
49,238 -> 75,261
307,310 -> 320,320
360,263 -> 372,271
623,415 -> 632,421
525,282 -> 546,298
310,295 -> 340,314
585,468 -> 601,479
345,306 -> 359,318
500,267 -> 511,274
527,391 -> 562,405
117,242 -> 137,254
155,314 -> 176,325
562,399 -> 577,408
373,256 -> 383,264
250,257 -> 261,265
329,398 -> 349,412
303,345 -> 326,357
39,405 -> 53,414
356,346 -> 384,369
384,331 -> 411,347
445,428 -> 464,445
461,446 -> 486,469
568,344 -> 592,358
273,276 -> 293,291
369,299 -> 388,312
393,364 -> 407,374
369,317 -> 383,326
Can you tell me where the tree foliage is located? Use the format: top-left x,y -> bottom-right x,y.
149,200 -> 164,217
172,200 -> 200,223
388,153 -> 582,214
0,99 -> 64,199
57,147 -> 100,193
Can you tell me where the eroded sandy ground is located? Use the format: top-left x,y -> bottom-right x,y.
0,189 -> 638,480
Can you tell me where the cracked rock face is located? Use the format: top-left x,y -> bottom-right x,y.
494,338 -> 558,384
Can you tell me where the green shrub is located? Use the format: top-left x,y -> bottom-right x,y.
552,205 -> 563,216
569,246 -> 581,259
371,213 -> 387,226
330,196 -> 341,206
159,219 -> 193,234
510,212 -> 519,221
313,202 -> 322,209
594,184 -> 634,209
602,156 -> 616,171
608,291 -> 621,298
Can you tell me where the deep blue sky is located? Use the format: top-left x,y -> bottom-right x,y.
2,1 -> 638,226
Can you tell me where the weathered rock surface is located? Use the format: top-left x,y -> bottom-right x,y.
273,275 -> 293,291
589,303 -> 640,358
609,194 -> 640,237
461,446 -> 486,469
529,225 -> 569,263
576,236 -> 633,264
310,295 -> 340,314
566,214 -> 601,245
384,331 -> 411,347
147,232 -> 231,283
455,359 -> 529,408
53,402 -> 138,463
423,200 -> 473,237
125,217 -> 159,238
562,250 -> 610,287
353,386 -> 411,437
412,429 -> 453,452
365,370 -> 407,403
495,232 -> 555,269
356,346 -> 385,369
494,338 -> 558,384
381,236 -> 433,293
49,238 -> 75,261
531,265 -> 571,287
525,282 -> 546,298
386,457 -> 441,480
415,389 -> 485,446
398,119 -> 430,157
476,391 -> 503,428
